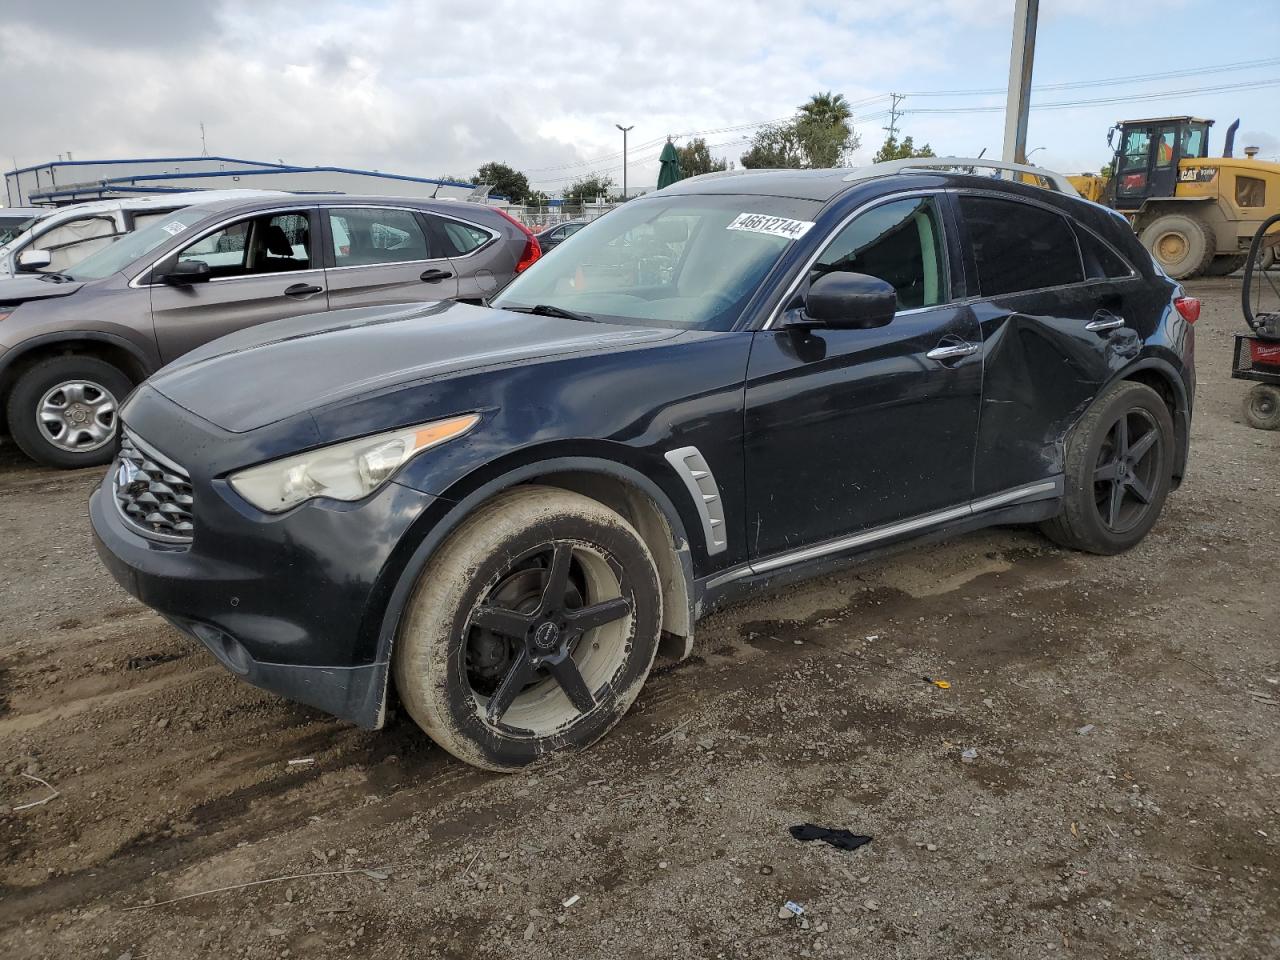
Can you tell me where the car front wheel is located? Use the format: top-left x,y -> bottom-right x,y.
1041,381 -> 1175,555
393,485 -> 663,771
6,356 -> 132,469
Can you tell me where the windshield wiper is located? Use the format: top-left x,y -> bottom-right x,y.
519,303 -> 598,323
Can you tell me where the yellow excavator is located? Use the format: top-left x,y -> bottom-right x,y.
1067,117 -> 1280,279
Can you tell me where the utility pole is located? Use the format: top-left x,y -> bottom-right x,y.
1002,0 -> 1039,165
882,93 -> 905,143
615,123 -> 634,200
200,122 -> 209,157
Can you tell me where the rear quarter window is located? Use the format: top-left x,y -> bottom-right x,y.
959,195 -> 1084,297
1073,223 -> 1134,280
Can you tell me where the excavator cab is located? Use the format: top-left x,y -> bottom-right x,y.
1107,117 -> 1213,211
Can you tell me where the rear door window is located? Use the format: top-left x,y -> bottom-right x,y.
328,207 -> 431,266
811,195 -> 948,309
959,195 -> 1084,296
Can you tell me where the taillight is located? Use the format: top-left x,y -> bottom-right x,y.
1174,296 -> 1200,323
493,207 -> 542,273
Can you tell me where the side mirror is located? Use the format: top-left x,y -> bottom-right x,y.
162,259 -> 211,285
17,249 -> 52,272
798,272 -> 897,329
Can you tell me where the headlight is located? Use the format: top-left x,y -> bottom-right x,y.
228,413 -> 479,513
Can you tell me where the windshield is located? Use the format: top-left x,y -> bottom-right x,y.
63,208 -> 207,280
492,194 -> 822,331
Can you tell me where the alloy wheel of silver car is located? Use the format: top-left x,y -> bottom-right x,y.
36,379 -> 119,452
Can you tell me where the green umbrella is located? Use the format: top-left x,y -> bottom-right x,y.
657,140 -> 683,189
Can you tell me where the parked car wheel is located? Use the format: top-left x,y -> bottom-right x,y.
1139,213 -> 1215,279
6,356 -> 131,468
393,485 -> 663,771
1041,381 -> 1174,555
1243,384 -> 1280,431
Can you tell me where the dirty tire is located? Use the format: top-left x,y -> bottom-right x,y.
1243,384 -> 1280,430
393,485 -> 663,772
5,356 -> 131,469
1041,381 -> 1174,555
1205,254 -> 1248,277
1139,212 -> 1215,279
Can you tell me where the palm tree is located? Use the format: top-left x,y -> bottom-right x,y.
799,91 -> 853,130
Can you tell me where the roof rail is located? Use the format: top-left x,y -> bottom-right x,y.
843,156 -> 1080,197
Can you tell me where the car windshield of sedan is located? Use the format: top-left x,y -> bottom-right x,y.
492,194 -> 823,331
61,207 -> 209,281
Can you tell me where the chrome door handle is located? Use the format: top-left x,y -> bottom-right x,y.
1085,314 -> 1125,332
926,341 -> 980,362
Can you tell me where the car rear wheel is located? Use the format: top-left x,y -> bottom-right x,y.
6,356 -> 131,469
393,485 -> 663,771
1243,384 -> 1280,430
1139,213 -> 1215,279
1041,381 -> 1174,555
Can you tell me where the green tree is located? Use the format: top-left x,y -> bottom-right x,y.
798,91 -> 852,129
474,161 -> 531,204
871,135 -> 936,164
676,137 -> 727,177
740,122 -> 807,169
741,91 -> 861,169
796,90 -> 859,167
562,173 -> 616,204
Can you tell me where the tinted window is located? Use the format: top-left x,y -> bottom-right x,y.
811,196 -> 948,309
329,207 -> 430,266
960,196 -> 1083,296
1074,224 -> 1133,280
176,212 -> 312,279
434,218 -> 492,256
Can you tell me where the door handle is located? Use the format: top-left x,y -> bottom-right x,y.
420,269 -> 454,283
926,341 -> 980,362
283,283 -> 323,298
1085,312 -> 1125,332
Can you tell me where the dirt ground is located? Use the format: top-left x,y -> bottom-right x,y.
1,279 -> 1277,960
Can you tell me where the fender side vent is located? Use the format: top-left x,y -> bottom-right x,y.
664,446 -> 727,556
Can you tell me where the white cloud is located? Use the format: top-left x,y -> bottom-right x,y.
1,0 -> 1274,192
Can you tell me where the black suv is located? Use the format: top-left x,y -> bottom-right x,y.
91,161 -> 1197,771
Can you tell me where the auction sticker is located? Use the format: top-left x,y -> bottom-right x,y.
160,221 -> 188,236
726,212 -> 815,240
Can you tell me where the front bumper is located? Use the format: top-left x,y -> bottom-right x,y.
89,422 -> 439,729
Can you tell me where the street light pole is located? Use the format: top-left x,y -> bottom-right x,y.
616,123 -> 634,200
1002,0 -> 1039,166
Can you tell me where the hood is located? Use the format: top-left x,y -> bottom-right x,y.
0,274 -> 86,304
148,299 -> 680,433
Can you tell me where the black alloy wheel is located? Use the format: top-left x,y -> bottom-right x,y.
1091,408 -> 1163,534
466,541 -> 633,732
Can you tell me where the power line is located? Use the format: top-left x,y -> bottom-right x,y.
906,76 -> 1280,114
906,55 -> 1280,97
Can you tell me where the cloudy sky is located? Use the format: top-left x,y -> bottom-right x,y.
2,0 -> 1278,196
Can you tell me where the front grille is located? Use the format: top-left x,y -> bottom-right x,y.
113,431 -> 195,542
